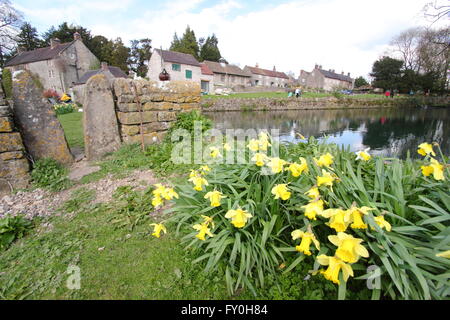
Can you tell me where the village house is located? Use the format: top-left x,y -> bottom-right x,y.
4,33 -> 99,94
243,64 -> 289,87
202,60 -> 251,90
72,62 -> 128,101
199,63 -> 214,94
147,49 -> 201,83
299,65 -> 354,91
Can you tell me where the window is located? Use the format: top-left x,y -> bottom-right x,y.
185,69 -> 192,79
172,64 -> 181,71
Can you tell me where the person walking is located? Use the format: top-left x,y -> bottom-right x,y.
295,88 -> 300,98
391,90 -> 395,98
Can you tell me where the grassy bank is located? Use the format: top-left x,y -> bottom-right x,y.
58,112 -> 84,149
203,92 -> 384,99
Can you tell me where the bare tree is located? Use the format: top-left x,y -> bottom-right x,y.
423,0 -> 450,24
0,0 -> 23,66
389,27 -> 425,72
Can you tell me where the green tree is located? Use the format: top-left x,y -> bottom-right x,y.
90,35 -> 113,63
370,56 -> 403,90
109,37 -> 130,73
199,34 -> 221,62
169,26 -> 200,60
16,22 -> 43,50
354,76 -> 369,88
43,22 -> 92,46
129,38 -> 152,77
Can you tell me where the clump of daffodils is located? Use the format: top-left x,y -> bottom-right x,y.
152,184 -> 179,208
193,215 -> 215,241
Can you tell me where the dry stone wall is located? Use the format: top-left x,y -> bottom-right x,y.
0,87 -> 30,195
112,79 -> 201,145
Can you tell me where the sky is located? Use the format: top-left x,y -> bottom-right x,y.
13,0 -> 449,79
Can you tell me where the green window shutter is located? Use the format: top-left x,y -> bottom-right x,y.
185,70 -> 192,79
172,64 -> 180,71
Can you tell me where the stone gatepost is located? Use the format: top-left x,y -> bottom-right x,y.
0,86 -> 30,195
83,74 -> 121,160
12,70 -> 73,164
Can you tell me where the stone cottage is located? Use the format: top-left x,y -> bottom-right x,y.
299,65 -> 354,91
147,49 -> 201,83
72,62 -> 127,101
199,63 -> 214,94
4,33 -> 99,95
202,60 -> 251,90
243,64 -> 289,87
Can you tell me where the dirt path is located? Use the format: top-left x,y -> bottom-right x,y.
0,168 -> 159,220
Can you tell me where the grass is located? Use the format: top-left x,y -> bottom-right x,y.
58,112 -> 84,149
202,92 -> 386,99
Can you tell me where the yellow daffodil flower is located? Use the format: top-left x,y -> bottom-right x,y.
320,208 -> 351,232
417,142 -> 436,157
259,131 -> 269,141
271,184 -> 291,200
301,199 -> 324,220
328,232 -> 369,263
373,215 -> 392,231
225,207 -> 253,228
296,132 -> 306,140
348,206 -> 373,229
251,152 -> 267,166
190,169 -> 199,178
152,184 -> 178,201
267,157 -> 287,174
314,153 -> 334,168
355,148 -> 371,161
305,186 -> 320,199
421,158 -> 445,181
152,195 -> 164,208
247,139 -> 260,152
193,223 -> 214,241
210,146 -> 221,158
436,250 -> 450,259
317,255 -> 354,285
291,230 -> 320,256
199,165 -> 211,174
201,215 -> 215,228
204,190 -> 226,207
150,223 -> 167,238
258,133 -> 271,151
188,175 -> 209,191
317,169 -> 335,188
288,157 -> 308,177
223,142 -> 231,151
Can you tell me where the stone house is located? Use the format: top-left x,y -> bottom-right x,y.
147,49 -> 201,83
4,33 -> 99,94
202,60 -> 251,90
72,62 -> 127,101
243,64 -> 289,87
299,65 -> 354,91
199,63 -> 214,94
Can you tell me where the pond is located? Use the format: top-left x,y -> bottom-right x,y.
204,107 -> 450,159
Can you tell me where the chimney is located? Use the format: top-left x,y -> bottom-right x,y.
273,65 -> 276,71
255,63 -> 259,68
314,64 -> 318,69
331,69 -> 335,73
50,38 -> 61,49
101,62 -> 108,71
73,32 -> 81,41
319,65 -> 322,69
341,71 -> 344,75
347,72 -> 351,77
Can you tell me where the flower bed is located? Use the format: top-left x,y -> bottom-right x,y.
150,136 -> 449,299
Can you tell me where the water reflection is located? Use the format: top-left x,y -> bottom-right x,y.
204,107 -> 450,158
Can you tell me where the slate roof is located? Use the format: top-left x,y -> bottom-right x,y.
155,49 -> 200,67
318,69 -> 353,82
75,66 -> 128,84
245,66 -> 289,79
200,63 -> 214,75
203,60 -> 251,77
5,41 -> 74,67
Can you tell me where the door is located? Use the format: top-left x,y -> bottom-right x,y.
201,80 -> 209,93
